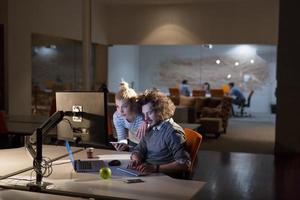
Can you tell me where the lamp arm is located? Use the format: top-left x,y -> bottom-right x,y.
26,111 -> 64,191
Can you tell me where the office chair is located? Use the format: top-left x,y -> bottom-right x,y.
169,87 -> 180,96
210,89 -> 224,98
49,95 -> 56,116
237,90 -> 254,117
0,111 -> 23,149
0,111 -> 10,148
183,128 -> 202,177
192,90 -> 205,97
0,111 -> 7,134
107,115 -> 117,142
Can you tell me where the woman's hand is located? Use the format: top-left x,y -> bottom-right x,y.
136,121 -> 148,139
112,143 -> 129,151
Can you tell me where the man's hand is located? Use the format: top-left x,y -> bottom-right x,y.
127,160 -> 141,170
136,163 -> 156,173
128,153 -> 142,169
136,121 -> 148,139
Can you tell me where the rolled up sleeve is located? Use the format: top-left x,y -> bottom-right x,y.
166,130 -> 191,168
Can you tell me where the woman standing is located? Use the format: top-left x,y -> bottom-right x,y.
112,81 -> 146,151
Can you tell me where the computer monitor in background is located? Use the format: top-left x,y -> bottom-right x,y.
56,91 -> 108,148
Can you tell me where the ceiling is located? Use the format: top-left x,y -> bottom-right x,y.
98,0 -> 266,5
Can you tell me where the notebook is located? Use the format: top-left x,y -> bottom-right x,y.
65,141 -> 104,172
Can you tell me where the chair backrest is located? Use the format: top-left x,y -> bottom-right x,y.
169,87 -> 180,96
245,90 -> 254,107
192,90 -> 205,97
210,89 -> 224,98
183,128 -> 202,171
0,111 -> 8,134
107,92 -> 116,103
49,95 -> 56,116
107,115 -> 114,137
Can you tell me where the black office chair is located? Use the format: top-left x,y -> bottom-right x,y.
237,90 -> 254,117
0,111 -> 24,149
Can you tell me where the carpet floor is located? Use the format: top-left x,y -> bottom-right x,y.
200,114 -> 275,154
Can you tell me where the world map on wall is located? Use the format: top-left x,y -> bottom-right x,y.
153,54 -> 271,93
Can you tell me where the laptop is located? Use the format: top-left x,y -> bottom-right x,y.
65,141 -> 104,172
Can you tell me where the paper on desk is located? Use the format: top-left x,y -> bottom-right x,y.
96,154 -> 130,160
52,159 -> 71,164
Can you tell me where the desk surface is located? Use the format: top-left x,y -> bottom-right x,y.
0,145 -> 205,200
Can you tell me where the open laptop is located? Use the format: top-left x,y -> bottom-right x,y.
65,141 -> 104,172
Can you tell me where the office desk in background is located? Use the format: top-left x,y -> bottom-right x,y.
0,145 -> 205,200
5,115 -> 47,134
5,115 -> 57,146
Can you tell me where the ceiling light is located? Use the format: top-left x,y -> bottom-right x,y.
250,59 -> 254,64
227,74 -> 232,79
234,62 -> 239,66
229,45 -> 256,57
203,44 -> 213,49
216,59 -> 221,64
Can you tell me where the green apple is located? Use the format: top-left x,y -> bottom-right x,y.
99,167 -> 112,179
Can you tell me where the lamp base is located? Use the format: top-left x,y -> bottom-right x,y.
27,181 -> 53,191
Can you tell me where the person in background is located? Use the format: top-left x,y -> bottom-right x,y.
128,89 -> 191,177
228,82 -> 246,106
202,82 -> 211,96
113,81 -> 147,151
222,83 -> 231,95
180,80 -> 192,96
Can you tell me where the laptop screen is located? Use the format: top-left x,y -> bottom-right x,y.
65,140 -> 75,168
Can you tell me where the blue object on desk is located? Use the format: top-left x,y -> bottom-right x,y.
116,167 -> 148,177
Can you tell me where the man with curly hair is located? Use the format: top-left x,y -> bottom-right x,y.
128,89 -> 191,177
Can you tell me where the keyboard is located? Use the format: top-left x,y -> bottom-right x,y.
78,161 -> 92,170
116,167 -> 148,177
74,160 -> 104,172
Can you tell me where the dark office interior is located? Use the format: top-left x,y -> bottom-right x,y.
1,0 -> 300,199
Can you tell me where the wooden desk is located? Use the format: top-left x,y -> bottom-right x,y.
7,122 -> 39,135
0,145 -> 82,177
0,145 -> 205,200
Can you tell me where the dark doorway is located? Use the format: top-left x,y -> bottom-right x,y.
0,24 -> 4,110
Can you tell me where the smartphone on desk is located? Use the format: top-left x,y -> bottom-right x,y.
123,179 -> 144,184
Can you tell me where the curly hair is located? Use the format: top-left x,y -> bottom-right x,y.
138,89 -> 175,121
115,81 -> 140,113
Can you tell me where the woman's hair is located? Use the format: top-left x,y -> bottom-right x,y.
204,82 -> 210,90
115,81 -> 137,100
138,89 -> 175,121
115,81 -> 139,113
